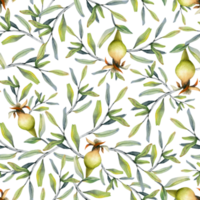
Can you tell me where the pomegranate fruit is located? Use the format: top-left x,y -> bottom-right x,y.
83,148 -> 101,169
16,112 -> 36,131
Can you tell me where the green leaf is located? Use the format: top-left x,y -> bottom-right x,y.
131,0 -> 138,11
129,123 -> 142,138
0,123 -> 14,147
118,154 -> 132,177
0,21 -> 9,31
87,33 -> 96,55
192,172 -> 200,178
75,58 -> 97,65
38,28 -> 52,38
132,97 -> 149,110
94,128 -> 119,137
13,186 -> 24,200
70,122 -> 81,150
130,53 -> 153,64
188,46 -> 200,63
180,139 -> 197,157
87,6 -> 97,27
155,99 -> 165,126
150,61 -> 159,77
136,144 -> 152,160
58,15 -> 67,42
134,28 -> 151,48
74,101 -> 92,113
50,131 -> 65,140
170,118 -> 187,129
19,150 -> 43,160
107,169 -> 123,174
144,68 -> 151,77
84,177 -> 100,183
170,44 -> 187,53
67,83 -> 74,106
20,9 -> 38,18
45,111 -> 58,126
116,25 -> 132,34
109,116 -> 130,127
98,27 -> 115,48
0,53 -> 6,69
151,45 -> 164,64
93,100 -> 102,127
81,65 -> 87,81
43,140 -> 63,151
38,114 -> 46,137
12,48 -> 34,63
15,15 -> 31,32
109,108 -> 122,116
19,83 -> 32,101
99,169 -> 105,185
65,48 -> 82,58
0,153 -> 16,160
33,3 -> 40,15
74,156 -> 84,179
15,173 -> 29,187
163,30 -> 180,38
58,187 -> 73,200
196,175 -> 200,187
83,190 -> 110,198
63,178 -> 80,183
8,162 -> 28,173
153,166 -> 172,174
49,173 -> 57,193
40,5 -> 63,16
115,87 -> 128,102
145,171 -> 161,182
2,35 -> 24,45
144,190 -> 159,199
165,176 -> 190,188
29,20 -> 50,29
98,75 -> 106,86
179,26 -> 197,32
3,89 -> 15,106
147,8 -> 160,26
69,41 -> 83,48
163,155 -> 180,163
139,88 -> 164,96
81,91 -> 99,97
97,5 -> 106,26
151,145 -> 157,166
74,0 -> 84,17
167,132 -> 176,145
36,43 -> 47,65
144,81 -> 161,87
115,140 -> 141,148
0,163 -> 10,170
35,159 -> 48,188
111,10 -> 126,22
60,154 -> 67,170
39,187 -> 52,200
5,8 -> 10,29
158,67 -> 168,82
0,80 -> 16,87
60,170 -> 73,183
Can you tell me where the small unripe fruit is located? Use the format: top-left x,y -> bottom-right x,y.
174,60 -> 198,86
83,149 -> 101,169
107,40 -> 127,63
176,186 -> 197,200
17,113 -> 36,131
178,0 -> 199,7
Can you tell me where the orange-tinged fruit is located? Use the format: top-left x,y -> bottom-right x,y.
176,186 -> 197,200
17,113 -> 36,131
107,40 -> 127,63
178,0 -> 199,6
83,149 -> 101,169
175,49 -> 195,87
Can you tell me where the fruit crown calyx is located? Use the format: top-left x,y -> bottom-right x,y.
85,138 -> 109,153
0,189 -> 9,200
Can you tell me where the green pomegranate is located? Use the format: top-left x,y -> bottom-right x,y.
175,49 -> 195,88
17,112 -> 36,131
107,40 -> 127,63
176,186 -> 197,200
83,149 -> 101,169
178,0 -> 199,6
107,30 -> 127,63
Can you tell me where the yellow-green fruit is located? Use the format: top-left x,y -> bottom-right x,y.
17,113 -> 36,131
175,49 -> 195,87
83,149 -> 101,169
176,186 -> 197,200
178,0 -> 199,6
107,40 -> 127,62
